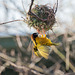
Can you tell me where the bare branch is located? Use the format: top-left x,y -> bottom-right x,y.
1,61 -> 44,75
0,19 -> 23,25
0,53 -> 16,62
16,35 -> 26,52
54,0 -> 58,14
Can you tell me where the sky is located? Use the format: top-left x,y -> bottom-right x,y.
0,0 -> 75,36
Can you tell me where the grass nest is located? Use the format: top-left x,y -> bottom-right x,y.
27,5 -> 56,31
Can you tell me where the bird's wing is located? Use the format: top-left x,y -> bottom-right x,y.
33,46 -> 41,57
36,37 -> 53,46
37,44 -> 51,59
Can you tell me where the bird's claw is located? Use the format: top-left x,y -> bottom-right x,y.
41,34 -> 46,38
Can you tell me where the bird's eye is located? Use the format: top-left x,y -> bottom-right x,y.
38,34 -> 41,37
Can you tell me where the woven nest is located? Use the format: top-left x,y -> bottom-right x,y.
27,5 -> 56,31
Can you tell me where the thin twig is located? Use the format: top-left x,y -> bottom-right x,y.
2,1 -> 25,15
28,0 -> 47,22
54,0 -> 58,14
0,19 -> 23,25
21,0 -> 26,14
28,0 -> 34,12
10,0 -> 26,15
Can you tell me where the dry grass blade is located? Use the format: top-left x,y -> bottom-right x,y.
51,46 -> 75,72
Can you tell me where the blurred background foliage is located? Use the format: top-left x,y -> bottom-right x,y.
0,0 -> 75,75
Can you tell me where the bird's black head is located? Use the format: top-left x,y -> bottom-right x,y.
31,33 -> 38,41
33,33 -> 38,39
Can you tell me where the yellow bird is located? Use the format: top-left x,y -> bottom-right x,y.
31,33 -> 58,59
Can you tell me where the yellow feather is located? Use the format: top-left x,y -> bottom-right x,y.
37,44 -> 51,59
35,36 -> 53,46
33,46 -> 41,57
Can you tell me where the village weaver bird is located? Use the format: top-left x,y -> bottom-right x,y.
31,33 -> 58,59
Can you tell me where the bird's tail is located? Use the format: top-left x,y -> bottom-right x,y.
51,43 -> 60,46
